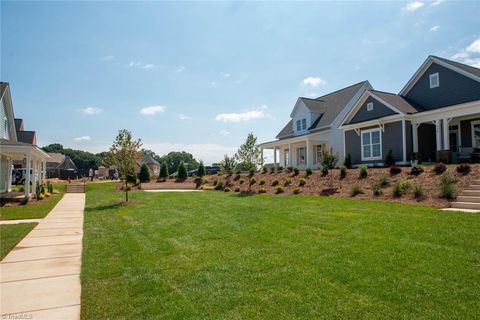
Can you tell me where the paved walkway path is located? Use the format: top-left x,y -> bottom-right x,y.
0,194 -> 85,320
0,218 -> 43,225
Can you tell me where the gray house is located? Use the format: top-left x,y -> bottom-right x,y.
340,56 -> 480,166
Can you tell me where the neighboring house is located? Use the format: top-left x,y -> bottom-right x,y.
46,153 -> 78,179
136,152 -> 160,177
260,81 -> 372,169
0,82 -> 49,197
341,56 -> 480,166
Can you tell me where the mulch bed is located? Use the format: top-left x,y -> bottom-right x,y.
203,164 -> 480,208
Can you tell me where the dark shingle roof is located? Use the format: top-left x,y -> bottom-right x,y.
46,153 -> 65,165
299,98 -> 326,114
433,56 -> 480,78
141,152 -> 160,165
276,119 -> 294,139
369,90 -> 421,114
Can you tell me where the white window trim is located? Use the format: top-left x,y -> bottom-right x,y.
301,118 -> 307,130
366,102 -> 373,111
361,128 -> 383,161
429,72 -> 439,89
296,120 -> 301,131
471,120 -> 480,148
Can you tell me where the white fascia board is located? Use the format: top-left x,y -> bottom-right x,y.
340,114 -> 405,131
408,101 -> 480,124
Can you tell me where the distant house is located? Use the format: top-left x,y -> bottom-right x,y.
136,152 -> 160,177
0,82 -> 49,197
46,153 -> 78,179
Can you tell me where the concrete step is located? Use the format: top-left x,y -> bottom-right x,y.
461,190 -> 480,196
450,202 -> 480,210
457,196 -> 480,203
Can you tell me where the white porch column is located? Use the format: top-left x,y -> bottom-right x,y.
32,158 -> 38,198
443,118 -> 450,150
273,147 -> 278,168
42,160 -> 46,183
260,148 -> 264,168
412,123 -> 419,153
25,153 -> 31,197
435,119 -> 442,151
306,139 -> 312,168
7,157 -> 13,192
288,143 -> 292,167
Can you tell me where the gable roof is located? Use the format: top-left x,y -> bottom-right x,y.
141,152 -> 160,166
399,55 -> 480,96
276,119 -> 293,139
46,153 -> 66,165
369,90 -> 420,114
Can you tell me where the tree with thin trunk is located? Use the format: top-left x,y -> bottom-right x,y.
105,129 -> 142,202
235,133 -> 263,173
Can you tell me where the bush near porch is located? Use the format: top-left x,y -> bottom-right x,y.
204,164 -> 480,208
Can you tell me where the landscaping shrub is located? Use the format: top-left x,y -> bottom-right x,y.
262,166 -> 268,174
378,175 -> 390,187
212,179 -> 219,186
275,186 -> 284,194
259,187 -> 267,193
321,166 -> 329,176
223,187 -> 231,192
234,187 -> 240,192
196,162 -> 205,177
284,178 -> 292,186
158,162 -> 169,181
339,165 -> 347,178
372,182 -> 382,196
410,166 -> 424,176
413,184 -> 425,199
440,174 -> 456,199
214,181 -> 223,190
399,179 -> 412,192
269,167 -> 276,174
20,196 -> 28,205
287,166 -> 294,173
126,175 -> 137,184
249,168 -> 255,176
350,185 -> 363,197
139,164 -> 151,183
433,162 -> 447,175
293,167 -> 299,176
456,163 -> 471,175
239,179 -> 245,184
259,180 -> 266,185
359,165 -> 368,178
272,179 -> 279,186
299,178 -> 306,187
249,177 -> 256,185
277,166 -> 284,172
194,177 -> 203,188
385,150 -> 395,167
293,187 -> 300,195
390,165 -> 401,175
344,153 -> 352,169
305,167 -> 313,176
177,162 -> 188,181
392,182 -> 402,197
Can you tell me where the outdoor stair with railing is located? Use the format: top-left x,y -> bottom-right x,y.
449,179 -> 480,212
66,183 -> 86,193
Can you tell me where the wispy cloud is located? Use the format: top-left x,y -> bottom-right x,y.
308,93 -> 318,97
431,0 -> 443,6
219,129 -> 230,137
178,113 -> 190,120
451,37 -> 480,68
129,61 -> 156,69
405,1 -> 424,12
429,25 -> 440,32
140,105 -> 166,116
100,55 -> 114,61
215,105 -> 273,122
221,72 -> 231,78
302,76 -> 327,87
175,66 -> 186,73
74,136 -> 91,141
82,107 -> 102,115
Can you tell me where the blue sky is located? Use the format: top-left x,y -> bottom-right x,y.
1,1 -> 479,163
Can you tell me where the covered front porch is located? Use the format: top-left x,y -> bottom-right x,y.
261,135 -> 330,170
0,141 -> 50,198
411,103 -> 480,163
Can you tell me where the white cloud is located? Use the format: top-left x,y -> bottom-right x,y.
82,107 -> 102,115
175,66 -> 186,73
215,105 -> 273,122
74,136 -> 91,141
100,55 -> 114,61
451,37 -> 480,68
219,129 -> 230,137
141,64 -> 155,69
129,61 -> 156,69
308,93 -> 318,97
405,1 -> 424,11
302,76 -> 327,87
431,0 -> 443,6
140,105 -> 166,116
221,72 -> 231,78
429,25 -> 440,32
178,113 -> 190,120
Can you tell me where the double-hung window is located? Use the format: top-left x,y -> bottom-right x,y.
361,129 -> 382,160
302,118 -> 307,130
296,120 -> 301,131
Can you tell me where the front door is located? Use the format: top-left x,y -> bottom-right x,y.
472,120 -> 480,148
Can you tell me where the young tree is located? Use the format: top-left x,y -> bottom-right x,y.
220,154 -> 236,175
320,148 -> 339,188
139,164 -> 150,183
159,162 -> 169,181
177,161 -> 188,181
235,133 -> 263,172
197,161 -> 206,177
105,129 -> 142,202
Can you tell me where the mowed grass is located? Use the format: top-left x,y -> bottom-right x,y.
0,184 -> 66,220
1,223 -> 37,260
81,183 -> 480,319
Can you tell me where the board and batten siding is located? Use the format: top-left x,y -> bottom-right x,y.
345,121 -> 405,165
348,96 -> 398,124
405,63 -> 480,110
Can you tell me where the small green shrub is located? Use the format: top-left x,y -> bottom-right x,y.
392,182 -> 402,197
293,167 -> 299,176
392,179 -> 411,197
339,165 -> 347,178
321,167 -> 329,176
344,153 -> 352,169
249,168 -> 255,176
299,178 -> 306,187
378,175 -> 390,187
214,181 -> 223,190
249,177 -> 256,185
277,166 -> 284,172
223,187 -> 231,192
239,179 -> 245,184
359,165 -> 368,178
287,166 -> 294,173
305,168 -> 313,176
372,182 -> 382,196
20,196 -> 29,205
293,187 -> 300,194
259,187 -> 267,193
284,178 -> 292,186
272,179 -> 279,186
269,167 -> 276,174
350,185 -> 363,197
275,186 -> 284,194
259,179 -> 266,185
262,166 -> 268,174
440,174 -> 456,199
413,184 -> 425,199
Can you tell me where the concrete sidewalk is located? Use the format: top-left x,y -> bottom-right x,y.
0,194 -> 85,320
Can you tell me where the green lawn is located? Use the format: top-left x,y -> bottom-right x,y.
81,183 -> 480,319
0,184 -> 66,220
1,223 -> 37,260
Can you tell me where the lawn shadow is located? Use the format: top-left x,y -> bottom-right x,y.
85,200 -> 126,212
